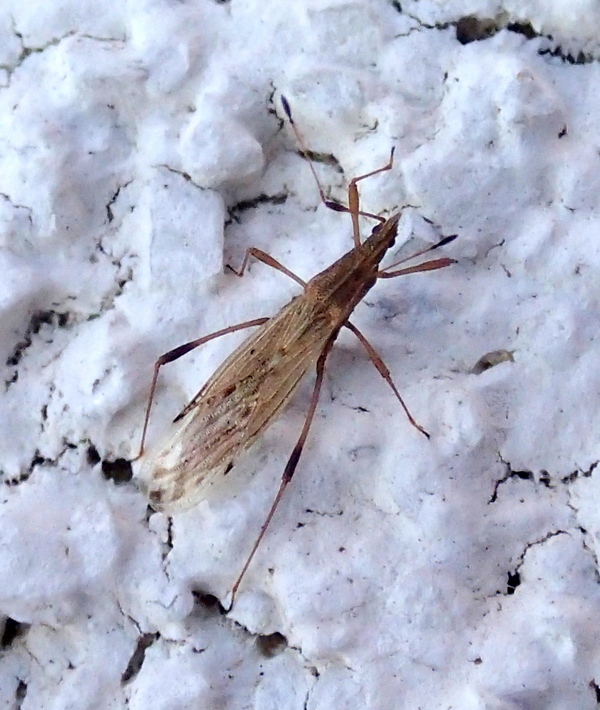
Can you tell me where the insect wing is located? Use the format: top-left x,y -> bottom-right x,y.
140,296 -> 335,511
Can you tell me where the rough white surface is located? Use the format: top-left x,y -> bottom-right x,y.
1,1 -> 600,709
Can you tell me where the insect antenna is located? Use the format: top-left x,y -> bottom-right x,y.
379,234 -> 458,278
281,95 -> 392,246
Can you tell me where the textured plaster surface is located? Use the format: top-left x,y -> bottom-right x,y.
1,1 -> 600,709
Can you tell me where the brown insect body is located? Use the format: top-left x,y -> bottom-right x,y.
140,214 -> 401,511
138,97 -> 457,607
305,213 -> 401,322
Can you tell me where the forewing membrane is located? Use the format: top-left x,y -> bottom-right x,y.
141,296 -> 335,510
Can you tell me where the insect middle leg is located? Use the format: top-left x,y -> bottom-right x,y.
341,243 -> 457,438
344,320 -> 429,438
137,318 -> 269,458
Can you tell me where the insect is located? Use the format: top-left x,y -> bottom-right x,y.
137,96 -> 457,608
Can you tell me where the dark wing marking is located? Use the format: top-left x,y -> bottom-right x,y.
141,296 -> 337,511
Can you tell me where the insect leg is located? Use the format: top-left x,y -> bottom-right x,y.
280,95 -> 391,243
137,318 -> 270,458
345,148 -> 395,248
228,247 -> 306,287
344,320 -> 430,439
228,334 -> 337,608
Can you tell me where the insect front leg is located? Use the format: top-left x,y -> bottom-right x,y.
228,333 -> 337,609
344,148 -> 395,248
137,318 -> 269,458
227,247 -> 306,287
307,152 -> 396,247
281,95 -> 394,246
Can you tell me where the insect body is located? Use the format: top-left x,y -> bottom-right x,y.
138,97 -> 456,607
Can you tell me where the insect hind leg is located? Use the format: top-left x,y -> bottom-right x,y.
227,333 -> 336,609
